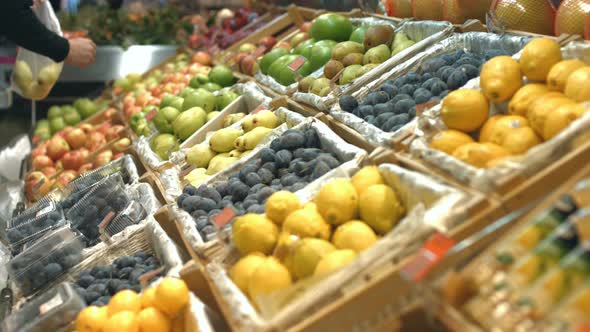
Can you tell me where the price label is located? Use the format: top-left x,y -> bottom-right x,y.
36,205 -> 53,218
40,293 -> 63,315
288,56 -> 306,72
251,105 -> 266,114
32,134 -> 41,145
139,267 -> 165,287
145,109 -> 158,121
98,211 -> 116,230
212,206 -> 236,228
400,233 -> 455,282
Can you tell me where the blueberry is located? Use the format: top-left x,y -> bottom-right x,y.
405,73 -> 422,84
242,199 -> 258,210
275,150 -> 293,168
270,137 -> 283,151
366,115 -> 376,125
394,99 -> 416,114
202,225 -> 216,235
245,173 -> 262,187
390,94 -> 412,105
87,284 -> 107,295
281,132 -> 306,150
177,193 -> 189,208
96,296 -> 111,304
270,178 -> 281,186
373,103 -> 390,116
413,88 -> 433,104
256,187 -> 275,203
358,105 -> 374,117
457,64 -> 479,79
257,168 -> 274,184
230,182 -> 249,202
44,263 -> 63,280
281,175 -> 300,187
117,266 -> 133,279
454,56 -> 481,68
260,148 -> 276,163
442,54 -> 456,65
196,216 -> 209,230
116,283 -> 132,292
181,196 -> 201,213
485,49 -> 509,60
247,204 -> 265,213
277,168 -> 290,178
115,256 -> 136,268
408,106 -> 417,119
422,73 -> 433,81
383,114 -> 410,132
183,185 -> 197,196
339,95 -> 358,111
439,90 -> 450,98
312,161 -> 331,178
239,164 -> 259,183
421,58 -> 446,73
6,229 -> 22,242
317,154 -> 340,169
430,80 -> 448,96
446,69 -> 468,90
129,268 -> 145,284
375,113 -> 393,128
291,182 -> 307,192
436,66 -> 454,82
191,209 -> 207,220
107,279 -> 122,294
84,291 -> 101,304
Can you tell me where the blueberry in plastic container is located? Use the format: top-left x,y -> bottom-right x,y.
339,95 -> 358,111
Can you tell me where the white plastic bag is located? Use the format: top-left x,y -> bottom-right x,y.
11,1 -> 64,100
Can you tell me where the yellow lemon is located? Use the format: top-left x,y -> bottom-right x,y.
332,220 -> 378,253
351,166 -> 384,196
508,84 -> 550,116
140,287 -> 157,309
527,93 -> 574,136
292,238 -> 336,280
102,311 -> 139,332
282,206 -> 331,240
230,253 -> 266,296
479,115 -> 503,142
520,38 -> 562,82
359,184 -> 405,235
546,59 -> 587,91
452,142 -> 511,168
138,307 -> 171,332
76,306 -> 109,332
315,178 -> 359,226
314,249 -> 357,277
248,257 -> 292,302
429,129 -> 475,154
486,115 -> 529,146
543,103 -> 580,140
154,278 -> 190,317
171,312 -> 185,332
564,66 -> 590,102
441,89 -> 489,132
500,127 -> 541,154
572,103 -> 589,118
264,191 -> 302,225
480,56 -> 522,102
108,290 -> 142,317
232,213 -> 278,255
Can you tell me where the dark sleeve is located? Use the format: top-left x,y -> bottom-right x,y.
0,0 -> 70,62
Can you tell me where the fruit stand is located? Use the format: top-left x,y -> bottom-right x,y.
1,1 -> 590,332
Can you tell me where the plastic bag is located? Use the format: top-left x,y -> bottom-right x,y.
11,1 -> 64,101
491,0 -> 556,35
555,0 -> 590,37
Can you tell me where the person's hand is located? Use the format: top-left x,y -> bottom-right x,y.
65,38 -> 96,68
32,0 -> 45,10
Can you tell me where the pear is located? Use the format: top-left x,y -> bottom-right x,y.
310,78 -> 332,96
228,149 -> 242,158
235,127 -> 273,151
391,39 -> 415,56
14,60 -> 33,91
363,25 -> 395,49
207,156 -> 239,175
186,143 -> 216,168
332,41 -> 364,62
342,53 -> 364,67
223,113 -> 245,127
363,45 -> 390,65
207,111 -> 221,122
324,60 -> 344,80
210,128 -> 243,153
361,64 -> 379,75
298,77 -> 316,92
249,110 -> 278,131
241,116 -> 255,132
185,168 -> 210,186
38,63 -> 61,86
234,136 -> 246,152
339,65 -> 364,85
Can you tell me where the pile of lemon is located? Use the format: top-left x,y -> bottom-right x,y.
229,166 -> 405,305
430,37 -> 590,168
75,277 -> 190,332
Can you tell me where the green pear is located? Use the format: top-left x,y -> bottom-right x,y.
363,45 -> 390,65
186,143 -> 216,168
309,78 -> 332,97
222,113 -> 245,127
339,65 -> 364,85
235,127 -> 273,151
391,39 -> 416,56
207,111 -> 221,122
14,60 -> 33,91
207,156 -> 238,175
209,128 -> 243,152
331,41 -> 364,62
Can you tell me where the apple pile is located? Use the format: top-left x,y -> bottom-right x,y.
219,35 -> 278,76
187,8 -> 262,50
26,121 -> 130,202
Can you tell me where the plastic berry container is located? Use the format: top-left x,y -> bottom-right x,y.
6,207 -> 66,255
8,227 -> 84,296
2,282 -> 85,332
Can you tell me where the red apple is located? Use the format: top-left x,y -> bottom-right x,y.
105,125 -> 126,141
41,166 -> 56,177
86,132 -> 107,151
113,138 -> 131,152
65,128 -> 87,149
192,51 -> 212,66
93,150 -> 113,168
31,142 -> 48,159
78,163 -> 93,174
96,123 -> 112,135
124,106 -> 142,120
55,170 -> 77,189
32,155 -> 53,170
61,150 -> 85,170
300,22 -> 312,32
78,123 -> 93,134
259,36 -> 277,49
103,108 -> 118,121
47,137 -> 70,161
25,171 -> 51,201
55,159 -> 63,171
240,55 -> 258,76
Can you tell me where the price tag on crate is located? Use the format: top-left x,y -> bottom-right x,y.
212,206 -> 236,229
98,211 -> 116,243
139,266 -> 165,287
401,233 -> 455,282
145,109 -> 158,121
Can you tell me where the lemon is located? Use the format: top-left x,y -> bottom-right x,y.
572,103 -> 589,118
500,127 -> 541,155
140,287 -> 157,309
359,184 -> 405,235
108,290 -> 141,317
171,312 -> 185,332
154,277 -> 190,317
486,115 -> 529,146
452,142 -> 511,168
429,129 -> 475,154
292,238 -> 336,279
138,307 -> 171,332
519,38 -> 562,82
564,66 -> 590,102
313,249 -> 357,277
264,191 -> 302,225
248,257 -> 292,302
332,220 -> 378,253
547,59 -> 586,92
102,311 -> 139,332
76,306 -> 109,332
315,178 -> 359,226
543,103 -> 580,140
232,213 -> 278,255
479,115 -> 503,142
351,166 -> 384,196
282,206 -> 331,240
230,253 -> 266,296
508,84 -> 549,116
480,56 -> 522,102
441,89 -> 489,132
527,93 -> 573,136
